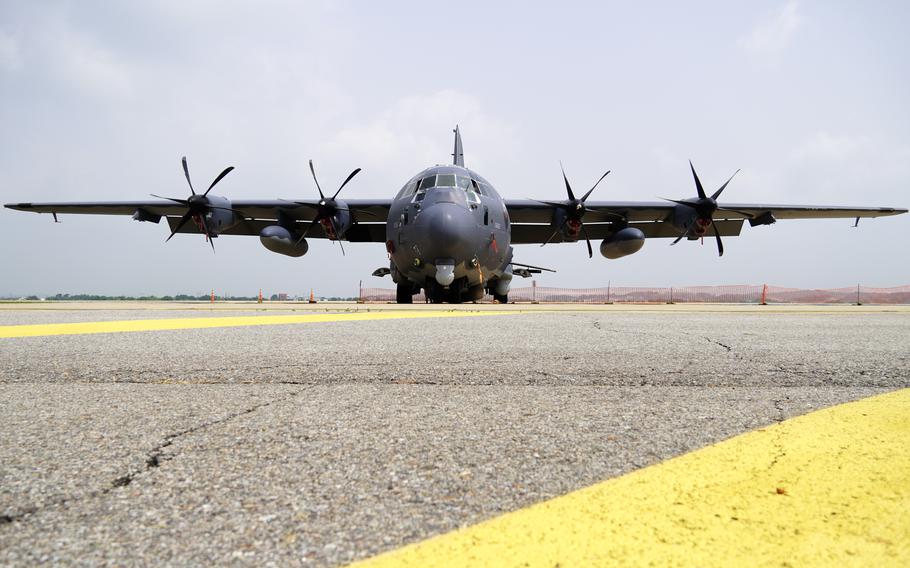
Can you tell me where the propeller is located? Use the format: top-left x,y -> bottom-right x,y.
661,161 -> 751,257
151,156 -> 237,252
533,162 -> 616,258
291,160 -> 362,256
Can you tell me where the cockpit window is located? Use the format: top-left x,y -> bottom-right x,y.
397,179 -> 418,199
419,175 -> 436,190
457,175 -> 472,190
436,174 -> 457,187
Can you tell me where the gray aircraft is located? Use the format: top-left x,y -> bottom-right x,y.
5,128 -> 907,303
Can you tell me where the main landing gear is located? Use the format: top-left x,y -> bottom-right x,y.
396,283 -> 413,304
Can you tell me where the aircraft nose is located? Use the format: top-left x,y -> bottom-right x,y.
421,202 -> 473,259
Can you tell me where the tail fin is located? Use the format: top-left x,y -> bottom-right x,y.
452,125 -> 464,167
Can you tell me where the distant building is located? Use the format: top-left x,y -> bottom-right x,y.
278,293 -> 288,301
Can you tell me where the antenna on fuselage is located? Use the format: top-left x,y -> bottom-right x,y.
452,125 -> 464,167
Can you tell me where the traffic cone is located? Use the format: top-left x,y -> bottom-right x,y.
309,289 -> 317,304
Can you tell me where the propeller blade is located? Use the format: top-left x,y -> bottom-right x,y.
150,194 -> 189,205
580,170 -> 610,202
660,197 -> 696,208
296,218 -> 320,245
328,217 -> 345,256
332,167 -> 362,199
182,156 -> 195,195
689,160 -> 706,199
583,207 -> 626,221
671,232 -> 687,245
712,220 -> 724,257
711,169 -> 740,200
540,219 -> 567,247
166,211 -> 193,243
200,215 -> 215,253
208,205 -> 246,215
308,159 -> 325,200
540,228 -> 560,247
203,166 -> 235,196
288,200 -> 319,210
716,207 -> 755,218
530,199 -> 570,209
581,224 -> 593,258
559,161 -> 576,201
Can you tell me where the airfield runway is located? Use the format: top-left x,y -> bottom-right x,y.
0,302 -> 908,566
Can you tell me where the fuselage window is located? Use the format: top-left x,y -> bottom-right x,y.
437,174 -> 457,187
419,175 -> 436,190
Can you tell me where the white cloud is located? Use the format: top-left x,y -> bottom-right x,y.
323,90 -> 519,193
738,1 -> 801,57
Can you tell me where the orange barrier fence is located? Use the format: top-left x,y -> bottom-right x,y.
359,284 -> 910,304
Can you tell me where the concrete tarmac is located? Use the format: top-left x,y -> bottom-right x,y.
0,302 -> 908,565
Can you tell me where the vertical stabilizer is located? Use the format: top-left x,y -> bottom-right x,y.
452,125 -> 464,167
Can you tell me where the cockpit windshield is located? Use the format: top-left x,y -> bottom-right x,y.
436,174 -> 457,187
410,172 -> 490,203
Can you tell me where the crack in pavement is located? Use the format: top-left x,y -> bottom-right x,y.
0,388 -> 305,527
704,337 -> 733,352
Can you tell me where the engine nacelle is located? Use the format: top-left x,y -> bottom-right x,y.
259,225 -> 308,257
325,202 -> 353,240
204,195 -> 238,235
600,227 -> 645,259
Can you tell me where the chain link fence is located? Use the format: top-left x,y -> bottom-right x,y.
359,284 -> 910,304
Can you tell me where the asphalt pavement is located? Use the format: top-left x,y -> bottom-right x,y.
0,303 -> 907,566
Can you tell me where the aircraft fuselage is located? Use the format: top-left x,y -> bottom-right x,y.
385,165 -> 512,303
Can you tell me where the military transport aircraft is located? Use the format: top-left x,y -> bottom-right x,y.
5,128 -> 907,303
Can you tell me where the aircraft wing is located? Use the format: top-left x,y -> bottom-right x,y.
4,199 -> 393,242
505,199 -> 906,243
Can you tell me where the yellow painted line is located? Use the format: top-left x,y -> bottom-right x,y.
352,388 -> 910,567
0,310 -> 512,338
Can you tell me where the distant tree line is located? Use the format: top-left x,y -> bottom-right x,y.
45,293 -> 258,301
3,293 -> 358,302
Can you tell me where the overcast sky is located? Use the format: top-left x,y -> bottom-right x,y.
1,0 -> 907,297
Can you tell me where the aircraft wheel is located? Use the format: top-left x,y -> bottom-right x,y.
467,284 -> 485,302
493,293 -> 508,304
396,283 -> 413,304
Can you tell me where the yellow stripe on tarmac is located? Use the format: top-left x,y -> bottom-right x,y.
352,388 -> 910,567
0,311 -> 511,338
